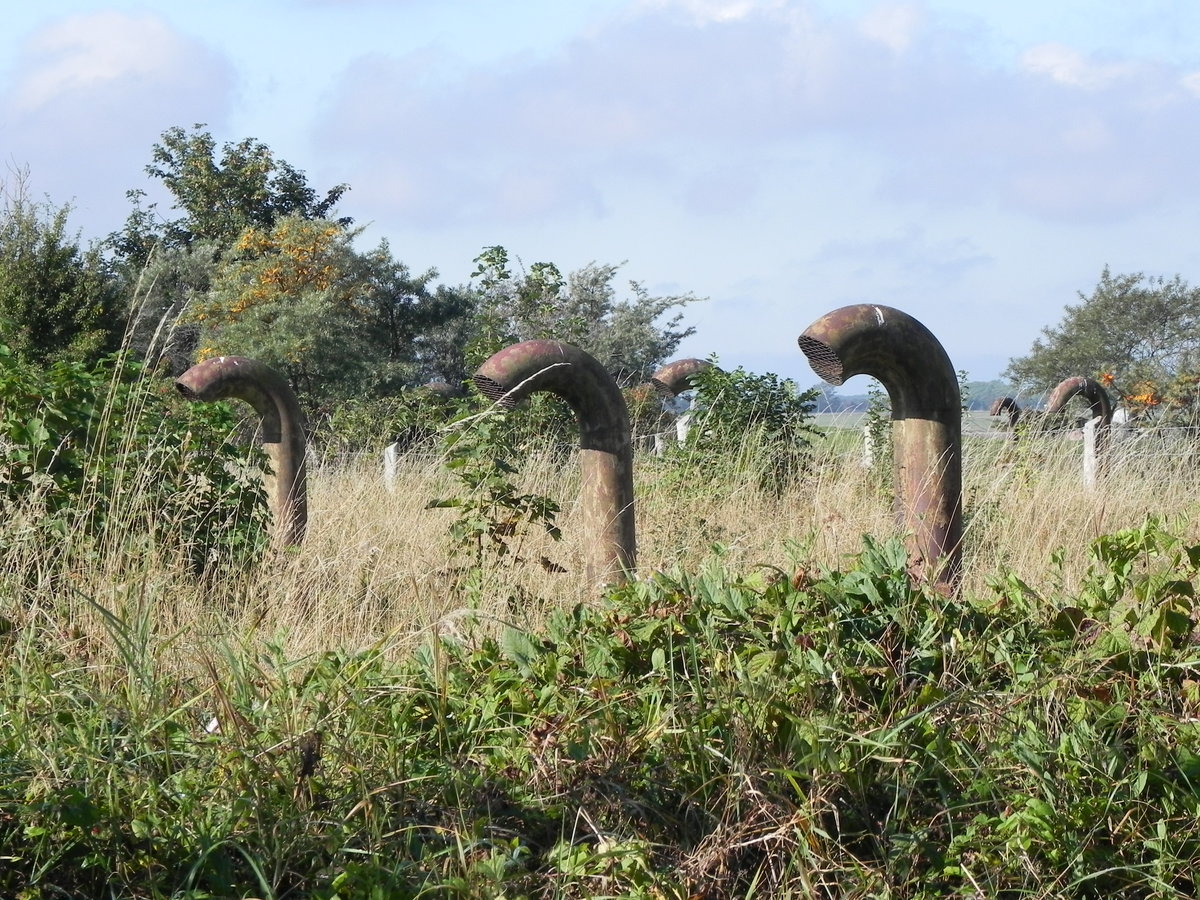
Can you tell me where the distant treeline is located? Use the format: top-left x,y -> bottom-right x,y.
812,379 -> 1017,413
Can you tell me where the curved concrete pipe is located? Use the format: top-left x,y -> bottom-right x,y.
989,397 -> 1022,443
176,356 -> 308,547
1045,376 -> 1113,488
799,304 -> 962,589
474,340 -> 635,586
649,358 -> 714,399
989,396 -> 1022,428
1045,376 -> 1113,425
649,358 -> 714,452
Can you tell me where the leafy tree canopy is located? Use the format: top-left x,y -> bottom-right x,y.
1005,268 -> 1200,403
468,245 -> 699,385
111,124 -> 350,269
0,175 -> 123,366
188,215 -> 470,410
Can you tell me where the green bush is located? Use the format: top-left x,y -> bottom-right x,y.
6,529 -> 1200,896
0,347 -> 269,572
671,359 -> 820,493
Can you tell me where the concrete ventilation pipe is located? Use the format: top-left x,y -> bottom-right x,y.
798,304 -> 963,589
474,340 -> 635,586
176,356 -> 308,547
989,396 -> 1022,428
1045,376 -> 1113,425
649,358 -> 713,398
989,397 -> 1022,442
649,358 -> 714,450
1045,376 -> 1113,489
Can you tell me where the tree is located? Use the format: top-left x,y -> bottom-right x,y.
0,176 -> 123,366
125,242 -> 220,374
189,216 -> 470,408
1005,269 -> 1200,402
110,125 -> 357,376
112,124 -> 350,269
467,246 -> 699,384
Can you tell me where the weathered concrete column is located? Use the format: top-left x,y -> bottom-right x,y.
176,356 -> 308,547
474,340 -> 635,586
799,305 -> 962,589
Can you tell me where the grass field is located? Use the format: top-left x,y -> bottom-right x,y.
4,408 -> 1200,897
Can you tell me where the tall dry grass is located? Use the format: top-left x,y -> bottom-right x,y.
9,414 -> 1200,676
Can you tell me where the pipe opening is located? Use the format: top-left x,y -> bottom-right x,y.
175,383 -> 200,402
473,374 -> 519,408
798,336 -> 845,385
648,377 -> 673,398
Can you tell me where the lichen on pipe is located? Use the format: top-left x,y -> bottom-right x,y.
176,356 -> 308,547
798,305 -> 962,588
474,340 -> 635,586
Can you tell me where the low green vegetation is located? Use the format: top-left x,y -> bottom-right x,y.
0,346 -> 268,575
3,523 -> 1200,897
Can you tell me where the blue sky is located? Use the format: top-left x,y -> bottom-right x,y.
4,0 -> 1200,388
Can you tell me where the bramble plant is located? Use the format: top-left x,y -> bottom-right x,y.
426,412 -> 562,578
7,528 -> 1200,896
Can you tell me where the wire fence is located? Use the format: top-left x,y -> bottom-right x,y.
304,419 -> 1200,492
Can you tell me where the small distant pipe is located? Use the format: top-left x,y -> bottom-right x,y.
989,397 -> 1022,428
799,305 -> 962,589
176,356 -> 308,546
1045,377 -> 1113,425
474,340 -> 635,586
649,358 -> 713,398
1045,377 -> 1113,489
989,397 -> 1022,444
648,358 -> 714,453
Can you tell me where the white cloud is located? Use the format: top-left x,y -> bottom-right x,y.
635,0 -> 787,24
1180,71 -> 1200,98
1,12 -> 233,233
13,13 -> 187,112
1020,42 -> 1137,89
312,0 -> 1200,229
858,3 -> 923,54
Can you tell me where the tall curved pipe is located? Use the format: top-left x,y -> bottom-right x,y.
649,358 -> 713,399
798,305 -> 962,589
648,358 -> 715,452
1045,376 -> 1113,425
474,340 -> 635,586
1045,376 -> 1113,488
176,356 -> 308,547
